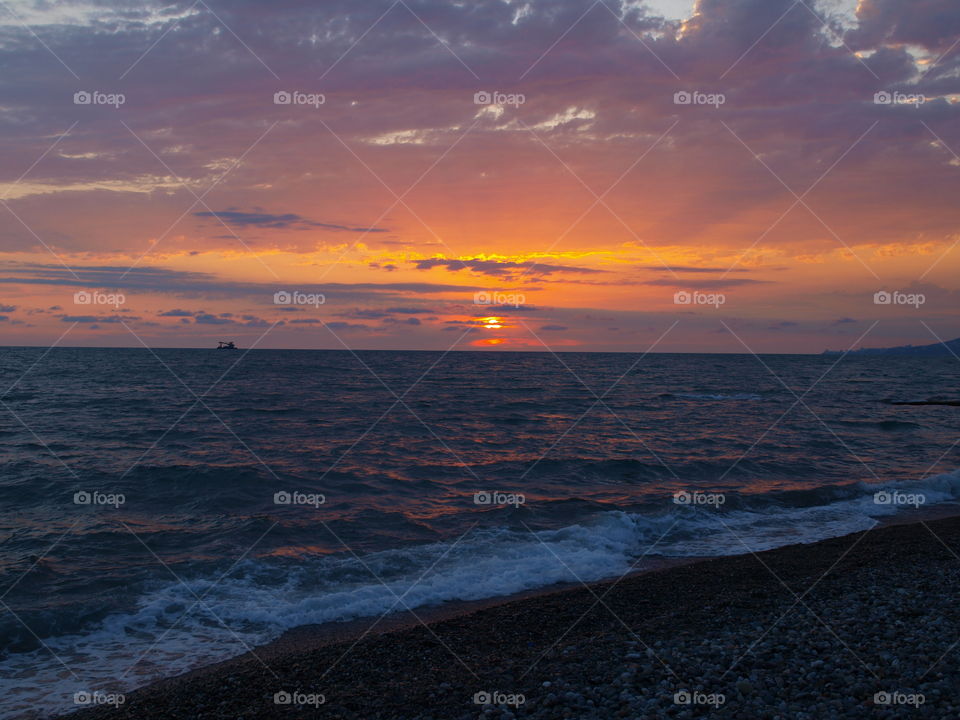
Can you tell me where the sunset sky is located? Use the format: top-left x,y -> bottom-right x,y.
0,0 -> 957,352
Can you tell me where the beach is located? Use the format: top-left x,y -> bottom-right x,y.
62,514 -> 960,719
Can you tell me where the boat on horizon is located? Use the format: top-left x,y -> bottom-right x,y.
217,341 -> 238,350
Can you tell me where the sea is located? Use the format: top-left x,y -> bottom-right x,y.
1,348 -> 959,718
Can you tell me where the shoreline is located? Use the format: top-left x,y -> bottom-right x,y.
63,512 -> 960,719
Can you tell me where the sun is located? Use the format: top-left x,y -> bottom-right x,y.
474,337 -> 506,346
480,316 -> 503,329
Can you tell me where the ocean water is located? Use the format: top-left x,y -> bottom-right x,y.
1,348 -> 959,718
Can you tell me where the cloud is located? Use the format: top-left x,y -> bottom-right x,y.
845,0 -> 960,53
443,325 -> 479,333
768,320 -> 799,330
0,0 -> 957,353
188,311 -> 275,326
482,304 -> 538,312
59,315 -> 133,323
0,0 -> 955,265
0,263 -> 486,301
637,266 -> 751,273
239,315 -> 273,327
540,324 -> 568,331
339,309 -> 390,319
194,313 -> 234,325
641,278 -> 772,289
385,306 -> 432,314
195,211 -> 387,233
413,258 -> 606,277
326,321 -> 372,332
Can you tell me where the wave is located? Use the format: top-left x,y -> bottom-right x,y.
4,468 -> 960,718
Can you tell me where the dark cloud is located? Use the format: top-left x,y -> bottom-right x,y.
385,306 -> 432,314
325,321 -> 372,332
478,304 -> 539,312
338,306 -> 432,321
0,0 -> 955,263
414,258 -> 606,277
59,315 -> 133,323
0,0 -> 957,354
340,309 -> 390,319
846,0 -> 960,53
637,266 -> 751,274
443,325 -> 479,333
194,313 -> 233,325
768,320 -> 799,330
0,263 -> 485,301
195,211 -> 387,233
540,324 -> 568,331
641,278 -> 772,289
239,316 -> 273,327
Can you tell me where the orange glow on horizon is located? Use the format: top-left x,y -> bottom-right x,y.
473,338 -> 506,346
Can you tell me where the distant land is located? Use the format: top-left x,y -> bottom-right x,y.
824,337 -> 960,357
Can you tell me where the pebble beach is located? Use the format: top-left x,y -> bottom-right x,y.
62,514 -> 960,720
